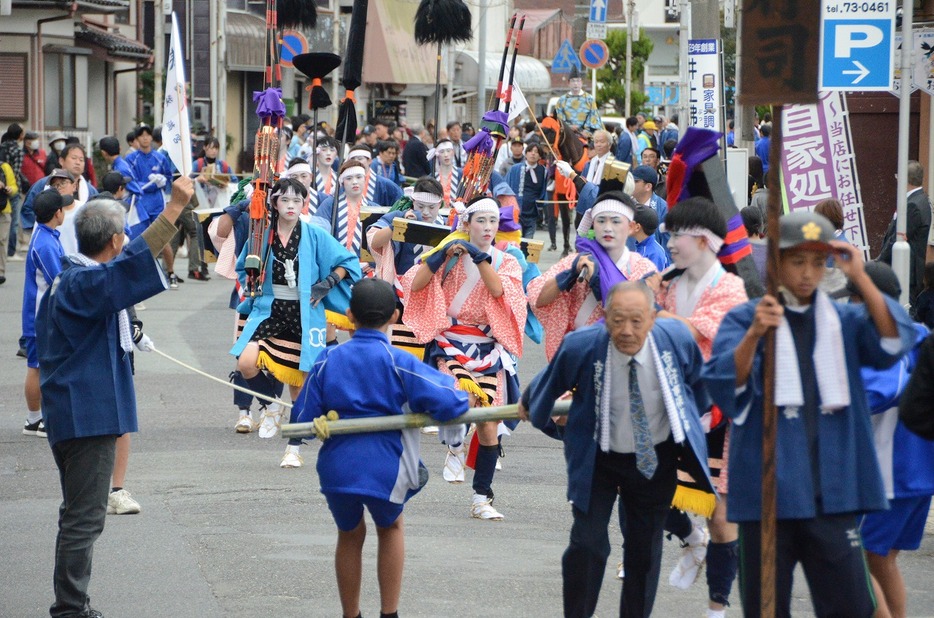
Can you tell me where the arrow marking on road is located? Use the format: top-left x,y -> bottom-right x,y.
842,60 -> 870,84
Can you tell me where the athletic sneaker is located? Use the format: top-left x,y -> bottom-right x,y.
23,420 -> 46,437
471,493 -> 504,520
280,447 -> 303,468
168,273 -> 179,290
257,403 -> 283,439
668,526 -> 709,589
107,489 -> 141,515
76,608 -> 103,617
442,447 -> 466,483
235,414 -> 256,433
617,562 -> 625,580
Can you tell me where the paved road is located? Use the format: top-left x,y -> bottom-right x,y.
1,243 -> 932,617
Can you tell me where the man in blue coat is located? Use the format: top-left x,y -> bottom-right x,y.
520,281 -> 713,618
702,211 -> 915,617
36,177 -> 194,618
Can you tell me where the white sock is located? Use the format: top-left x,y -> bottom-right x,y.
707,609 -> 725,618
239,408 -> 252,418
27,410 -> 42,424
449,443 -> 464,453
685,525 -> 706,546
286,445 -> 300,455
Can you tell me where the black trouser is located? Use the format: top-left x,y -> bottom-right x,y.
170,206 -> 203,273
738,514 -> 876,618
563,440 -> 677,618
50,435 -> 117,617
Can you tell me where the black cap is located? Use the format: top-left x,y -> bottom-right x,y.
34,189 -> 74,223
101,171 -> 132,194
99,135 -> 121,156
779,211 -> 835,251
834,261 -> 902,300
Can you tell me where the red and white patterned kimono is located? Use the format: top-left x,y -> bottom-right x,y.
656,262 -> 748,493
401,249 -> 526,406
527,248 -> 657,361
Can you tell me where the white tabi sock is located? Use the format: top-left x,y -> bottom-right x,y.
685,525 -> 706,546
286,445 -> 301,455
707,609 -> 725,618
27,410 -> 42,424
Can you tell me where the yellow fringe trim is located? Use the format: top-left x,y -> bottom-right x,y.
394,344 -> 426,361
458,378 -> 490,407
671,485 -> 717,519
326,309 -> 355,332
256,350 -> 306,387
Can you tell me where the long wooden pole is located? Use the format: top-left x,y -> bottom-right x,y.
281,401 -> 572,439
760,103 -> 783,618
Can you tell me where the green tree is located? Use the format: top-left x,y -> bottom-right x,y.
596,29 -> 653,115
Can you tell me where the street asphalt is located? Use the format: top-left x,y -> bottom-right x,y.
1,238 -> 933,618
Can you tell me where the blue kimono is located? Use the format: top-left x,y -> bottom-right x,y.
36,236 -> 167,446
370,158 -> 404,187
702,296 -> 915,521
296,329 -> 470,503
125,149 -> 173,219
526,320 -> 714,513
230,220 -> 361,371
365,172 -> 403,207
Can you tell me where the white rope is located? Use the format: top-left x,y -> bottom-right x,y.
149,348 -> 293,409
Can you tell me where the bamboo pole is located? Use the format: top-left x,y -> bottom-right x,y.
281,400 -> 572,440
760,103 -> 783,618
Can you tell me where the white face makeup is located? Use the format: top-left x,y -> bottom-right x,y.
468,212 -> 499,249
413,199 -> 441,222
667,231 -> 706,269
317,146 -> 336,167
593,213 -> 630,253
276,190 -> 304,222
292,170 -> 313,189
342,170 -> 366,197
437,146 -> 455,167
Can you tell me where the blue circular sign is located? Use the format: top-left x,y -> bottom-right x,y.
580,39 -> 609,70
279,30 -> 308,68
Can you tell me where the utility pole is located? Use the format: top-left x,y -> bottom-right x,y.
625,0 -> 633,117
154,0 -> 165,123
477,0 -> 487,129
678,0 -> 690,130
216,2 -> 227,155
894,0 -> 913,306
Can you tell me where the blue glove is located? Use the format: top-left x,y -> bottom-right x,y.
452,240 -> 492,265
555,255 -> 587,291
223,199 -> 249,223
424,245 -> 450,273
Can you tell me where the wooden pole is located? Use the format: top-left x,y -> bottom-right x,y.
281,401 -> 572,440
760,103 -> 783,618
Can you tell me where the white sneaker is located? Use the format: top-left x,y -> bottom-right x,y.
495,457 -> 503,471
668,526 -> 709,589
617,562 -> 625,580
442,447 -> 466,483
257,404 -> 283,439
7,254 -> 24,262
107,489 -> 141,515
235,413 -> 256,433
471,493 -> 504,520
421,425 -> 439,434
134,302 -> 146,311
280,447 -> 303,468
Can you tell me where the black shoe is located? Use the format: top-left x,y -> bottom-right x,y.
0,275 -> 5,285
188,270 -> 210,281
548,243 -> 557,251
23,420 -> 47,437
561,248 -> 571,257
16,347 -> 26,358
78,608 -> 103,617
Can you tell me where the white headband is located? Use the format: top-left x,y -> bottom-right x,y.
348,147 -> 372,160
463,198 -> 499,216
284,162 -> 311,177
427,141 -> 455,161
339,167 -> 367,183
576,199 -> 635,236
673,226 -> 725,254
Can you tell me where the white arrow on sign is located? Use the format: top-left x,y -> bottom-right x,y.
842,60 -> 870,84
591,0 -> 606,22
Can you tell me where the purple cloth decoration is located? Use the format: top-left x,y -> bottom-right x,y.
483,110 -> 509,126
253,88 -> 286,119
575,237 -> 627,304
670,127 -> 722,201
498,205 -> 521,233
464,128 -> 494,156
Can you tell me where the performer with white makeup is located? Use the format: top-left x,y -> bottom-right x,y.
346,145 -> 403,208
646,196 -> 748,617
229,177 -> 360,466
401,197 -> 527,520
280,157 -> 314,218
528,191 -> 658,361
308,136 -> 339,214
314,160 -> 374,264
430,139 -> 462,211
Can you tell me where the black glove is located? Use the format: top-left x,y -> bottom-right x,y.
131,320 -> 144,344
311,272 -> 341,305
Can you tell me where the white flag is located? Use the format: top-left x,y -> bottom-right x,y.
502,68 -> 529,122
161,12 -> 192,178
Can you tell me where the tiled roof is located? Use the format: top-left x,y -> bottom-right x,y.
75,22 -> 152,61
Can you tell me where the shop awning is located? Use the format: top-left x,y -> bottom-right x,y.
225,10 -> 267,72
75,22 -> 152,62
13,0 -> 129,12
455,50 -> 551,94
362,0 -> 444,86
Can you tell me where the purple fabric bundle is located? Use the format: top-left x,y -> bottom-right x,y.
253,88 -> 286,119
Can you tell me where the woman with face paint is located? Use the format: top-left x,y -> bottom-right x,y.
230,177 -> 361,467
430,139 -> 461,211
314,160 -> 374,265
527,191 -> 658,361
648,196 -> 748,616
308,136 -> 339,214
401,197 -> 527,520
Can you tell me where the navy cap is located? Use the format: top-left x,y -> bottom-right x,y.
631,165 -> 658,187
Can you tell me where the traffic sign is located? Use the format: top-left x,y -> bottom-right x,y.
590,0 -> 607,23
552,39 -> 582,74
586,22 -> 607,40
279,29 -> 308,68
820,2 -> 896,90
580,39 -> 609,70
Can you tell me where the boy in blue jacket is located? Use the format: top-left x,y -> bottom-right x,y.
295,279 -> 470,618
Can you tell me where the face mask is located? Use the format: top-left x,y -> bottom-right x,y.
52,142 -> 65,153
26,140 -> 39,150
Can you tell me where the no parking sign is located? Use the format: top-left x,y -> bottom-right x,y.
279,29 -> 308,68
580,39 -> 609,70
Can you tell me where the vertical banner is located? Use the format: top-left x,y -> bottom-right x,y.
739,0 -> 820,105
687,39 -> 722,133
779,91 -> 869,253
162,12 -> 192,178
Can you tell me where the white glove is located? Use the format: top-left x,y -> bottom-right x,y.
437,423 -> 467,447
135,334 -> 156,352
555,160 -> 574,178
148,173 -> 168,188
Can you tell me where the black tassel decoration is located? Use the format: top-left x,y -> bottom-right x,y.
277,0 -> 317,29
292,52 -> 342,111
414,0 -> 472,46
335,0 -> 368,142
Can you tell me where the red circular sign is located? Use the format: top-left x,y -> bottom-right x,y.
580,39 -> 609,70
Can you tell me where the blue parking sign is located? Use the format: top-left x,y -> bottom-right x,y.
821,17 -> 894,90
